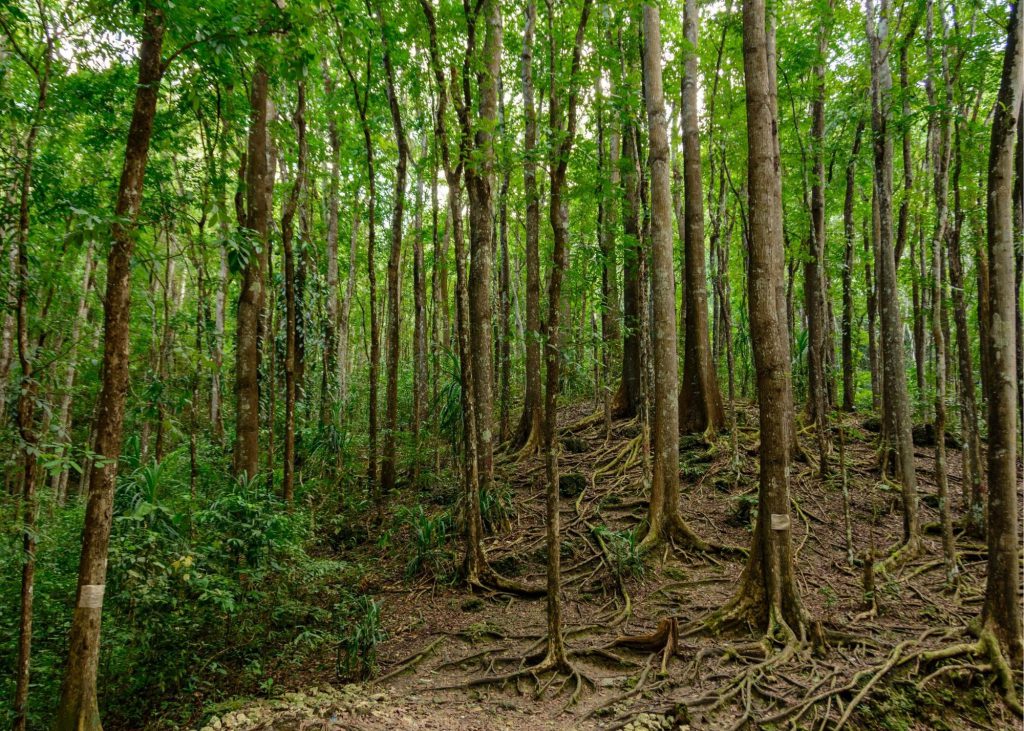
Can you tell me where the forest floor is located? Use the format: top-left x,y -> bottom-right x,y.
196,401 -> 1023,731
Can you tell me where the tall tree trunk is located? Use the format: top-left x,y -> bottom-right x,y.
599,17 -> 621,432
842,120 -> 864,411
866,199 -> 880,410
541,0 -> 592,668
340,47 -> 379,488
233,66 -> 270,481
867,0 -> 921,557
464,0 -> 501,501
806,1 -> 835,475
982,0 -> 1023,667
510,0 -> 543,454
281,82 -> 307,504
418,0 -> 487,583
211,93 -> 232,442
641,3 -> 711,551
322,73 -> 341,427
13,30 -> 51,729
55,8 -> 164,727
678,0 -> 725,436
949,123 -> 985,535
715,0 -> 807,635
380,10 -> 409,495
615,119 -> 644,418
53,242 -> 96,503
339,197 -> 360,410
927,3 -> 956,581
413,135 -> 428,484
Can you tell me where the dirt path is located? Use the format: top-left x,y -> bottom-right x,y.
199,404 -> 1022,730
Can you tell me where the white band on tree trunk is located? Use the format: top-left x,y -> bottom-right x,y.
79,584 -> 105,609
770,513 -> 791,531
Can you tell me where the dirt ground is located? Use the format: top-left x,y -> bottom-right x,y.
199,402 -> 1024,731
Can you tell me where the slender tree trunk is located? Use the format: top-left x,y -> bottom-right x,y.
678,0 -> 724,436
13,33 -> 51,729
842,121 -> 864,411
641,3 -> 710,551
323,74 -> 341,426
380,12 -> 409,495
281,82 -> 307,504
806,2 -> 835,474
615,119 -> 644,418
867,0 -> 921,555
413,135 -> 428,483
55,9 -> 164,727
54,243 -> 96,503
498,165 -> 511,444
949,123 -> 985,534
541,0 -> 592,667
211,94 -> 231,442
464,0 -> 501,501
927,4 -> 956,581
418,0 -> 486,580
233,66 -> 270,481
339,197 -> 360,410
599,21 -> 621,431
717,0 -> 807,635
982,0 -> 1023,667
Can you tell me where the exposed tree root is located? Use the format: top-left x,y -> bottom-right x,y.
470,568 -> 546,598
873,534 -> 923,576
638,512 -> 747,558
433,651 -> 594,708
373,637 -> 444,683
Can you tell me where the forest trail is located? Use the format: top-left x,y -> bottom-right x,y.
196,402 -> 1021,731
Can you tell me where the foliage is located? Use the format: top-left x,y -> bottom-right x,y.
395,504 -> 452,580
335,591 -> 385,680
591,524 -> 646,580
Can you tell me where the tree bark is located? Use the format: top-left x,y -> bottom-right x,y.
982,0 -> 1023,667
641,3 -> 710,551
542,0 -> 592,667
805,1 -> 835,474
464,0 -> 501,502
346,51 -> 380,488
926,3 -> 956,581
678,0 -> 725,436
55,8 -> 164,727
867,0 -> 921,554
12,27 -> 51,728
718,0 -> 807,635
379,7 -> 409,495
233,66 -> 270,481
841,120 -> 864,412
413,135 -> 429,483
509,0 -> 543,454
281,82 -> 307,504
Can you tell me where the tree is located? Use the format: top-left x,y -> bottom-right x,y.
805,0 -> 836,474
509,0 -> 543,455
640,2 -> 715,553
54,6 -> 165,727
678,0 -> 725,436
866,0 -> 921,564
379,2 -> 408,495
539,0 -> 592,668
233,66 -> 270,481
710,0 -> 809,639
982,0 -> 1022,669
281,80 -> 307,504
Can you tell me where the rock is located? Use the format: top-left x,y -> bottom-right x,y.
211,718 -> 222,730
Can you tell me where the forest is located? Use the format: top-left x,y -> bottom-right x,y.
0,0 -> 1021,728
